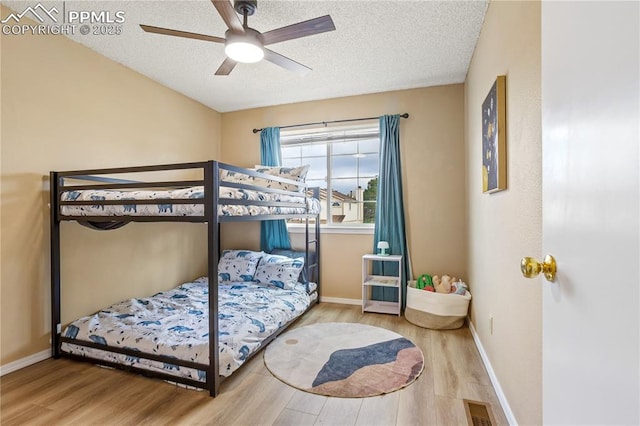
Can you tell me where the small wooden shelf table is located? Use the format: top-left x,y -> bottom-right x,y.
362,254 -> 402,316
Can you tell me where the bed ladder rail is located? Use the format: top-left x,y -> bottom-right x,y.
304,190 -> 321,299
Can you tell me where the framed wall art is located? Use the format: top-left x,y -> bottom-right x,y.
482,75 -> 507,193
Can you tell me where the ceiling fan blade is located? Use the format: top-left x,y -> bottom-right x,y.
211,0 -> 244,33
215,57 -> 238,75
262,15 -> 335,46
263,48 -> 311,75
140,24 -> 224,43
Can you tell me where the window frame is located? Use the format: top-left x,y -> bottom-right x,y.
280,124 -> 379,232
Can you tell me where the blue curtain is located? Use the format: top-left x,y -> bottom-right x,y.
372,115 -> 412,308
259,127 -> 292,252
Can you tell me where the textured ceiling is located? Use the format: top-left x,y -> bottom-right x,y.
3,0 -> 488,112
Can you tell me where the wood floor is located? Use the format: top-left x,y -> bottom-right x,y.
1,303 -> 508,425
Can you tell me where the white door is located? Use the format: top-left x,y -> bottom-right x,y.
542,2 -> 639,424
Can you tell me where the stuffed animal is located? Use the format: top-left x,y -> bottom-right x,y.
448,276 -> 459,291
433,274 -> 455,293
416,274 -> 435,292
429,274 -> 469,295
432,275 -> 441,292
452,280 -> 468,295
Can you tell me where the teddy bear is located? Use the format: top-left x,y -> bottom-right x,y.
432,275 -> 441,292
433,275 -> 451,293
432,274 -> 455,293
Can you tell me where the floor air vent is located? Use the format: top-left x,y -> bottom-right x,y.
464,400 -> 495,426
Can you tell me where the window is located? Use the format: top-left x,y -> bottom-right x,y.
281,125 -> 379,227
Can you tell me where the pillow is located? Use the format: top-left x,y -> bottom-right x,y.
253,253 -> 305,290
218,250 -> 264,282
220,169 -> 250,184
270,249 -> 315,284
252,165 -> 310,192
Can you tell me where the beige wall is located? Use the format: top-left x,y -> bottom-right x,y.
464,1 -> 542,424
221,86 -> 466,301
0,7 -> 221,365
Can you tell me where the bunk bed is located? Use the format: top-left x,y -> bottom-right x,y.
50,160 -> 321,396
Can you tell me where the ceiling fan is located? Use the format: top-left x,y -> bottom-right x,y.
140,0 -> 335,76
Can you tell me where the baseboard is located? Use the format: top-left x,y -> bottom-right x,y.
467,317 -> 517,425
319,296 -> 361,306
0,349 -> 51,376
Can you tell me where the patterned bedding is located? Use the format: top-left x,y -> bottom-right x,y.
60,185 -> 321,217
60,278 -> 312,381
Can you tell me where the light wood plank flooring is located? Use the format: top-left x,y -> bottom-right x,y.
0,303 -> 508,425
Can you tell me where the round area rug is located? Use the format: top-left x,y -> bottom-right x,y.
264,322 -> 424,398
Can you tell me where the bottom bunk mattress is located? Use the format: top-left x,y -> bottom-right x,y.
60,277 -> 312,381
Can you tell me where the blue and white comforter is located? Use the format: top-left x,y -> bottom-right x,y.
60,278 -> 311,381
60,186 -> 321,217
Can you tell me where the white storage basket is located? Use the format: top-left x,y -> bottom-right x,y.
405,281 -> 471,330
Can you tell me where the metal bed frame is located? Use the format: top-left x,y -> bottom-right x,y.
49,160 -> 320,397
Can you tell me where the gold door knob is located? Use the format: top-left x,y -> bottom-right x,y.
520,254 -> 557,282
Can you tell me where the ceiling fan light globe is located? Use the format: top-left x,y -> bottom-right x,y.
225,41 -> 264,63
224,29 -> 264,64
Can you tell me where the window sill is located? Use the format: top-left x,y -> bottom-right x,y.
287,224 -> 374,235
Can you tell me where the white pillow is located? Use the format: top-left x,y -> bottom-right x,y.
253,254 -> 305,290
218,250 -> 264,282
220,169 -> 250,184
252,165 -> 310,192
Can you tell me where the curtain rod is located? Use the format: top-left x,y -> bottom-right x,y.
252,113 -> 409,134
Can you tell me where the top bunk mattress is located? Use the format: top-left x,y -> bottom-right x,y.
60,186 -> 321,217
